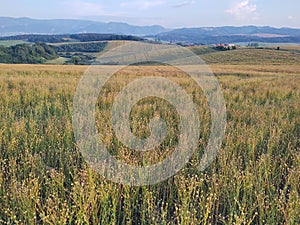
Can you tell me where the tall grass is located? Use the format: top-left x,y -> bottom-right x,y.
201,49 -> 300,65
0,63 -> 299,224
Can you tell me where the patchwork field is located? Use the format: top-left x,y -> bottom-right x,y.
0,48 -> 299,224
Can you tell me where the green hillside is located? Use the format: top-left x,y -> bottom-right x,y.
0,43 -> 58,64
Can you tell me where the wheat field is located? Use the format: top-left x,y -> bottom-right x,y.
0,53 -> 299,224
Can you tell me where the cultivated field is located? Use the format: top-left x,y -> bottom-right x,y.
0,48 -> 299,224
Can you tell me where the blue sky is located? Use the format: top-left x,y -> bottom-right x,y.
0,0 -> 299,28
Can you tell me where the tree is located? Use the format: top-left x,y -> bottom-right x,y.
71,56 -> 81,65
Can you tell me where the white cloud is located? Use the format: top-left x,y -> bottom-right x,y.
226,0 -> 257,19
120,1 -> 165,10
288,16 -> 296,20
65,0 -> 105,16
172,0 -> 196,8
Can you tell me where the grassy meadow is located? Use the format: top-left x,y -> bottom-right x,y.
0,47 -> 299,224
0,40 -> 30,47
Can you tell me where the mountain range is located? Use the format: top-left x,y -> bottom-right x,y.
0,17 -> 168,36
151,26 -> 300,44
1,17 -> 300,44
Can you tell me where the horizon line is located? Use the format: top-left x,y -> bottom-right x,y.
1,16 -> 300,30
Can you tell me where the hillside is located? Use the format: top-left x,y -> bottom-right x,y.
0,33 -> 146,65
151,26 -> 300,44
199,48 -> 300,65
0,43 -> 58,64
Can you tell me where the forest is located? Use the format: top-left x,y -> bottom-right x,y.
54,42 -> 107,53
0,43 -> 58,64
0,33 -> 144,43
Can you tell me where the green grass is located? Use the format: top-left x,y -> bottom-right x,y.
0,40 -> 30,47
188,46 -> 218,55
45,57 -> 68,65
0,51 -> 299,224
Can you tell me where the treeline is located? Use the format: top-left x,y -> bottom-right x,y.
0,33 -> 144,43
0,43 -> 58,64
69,34 -> 144,42
0,41 -> 109,64
0,34 -> 70,43
54,42 -> 107,53
64,54 -> 96,65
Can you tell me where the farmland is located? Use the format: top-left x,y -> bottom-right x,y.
0,47 -> 299,224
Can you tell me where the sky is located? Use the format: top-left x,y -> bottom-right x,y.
0,0 -> 299,28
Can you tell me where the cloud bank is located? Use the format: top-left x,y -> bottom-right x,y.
226,0 -> 257,20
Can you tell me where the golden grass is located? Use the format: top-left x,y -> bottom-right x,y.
277,45 -> 300,51
0,63 -> 299,224
201,48 -> 300,65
